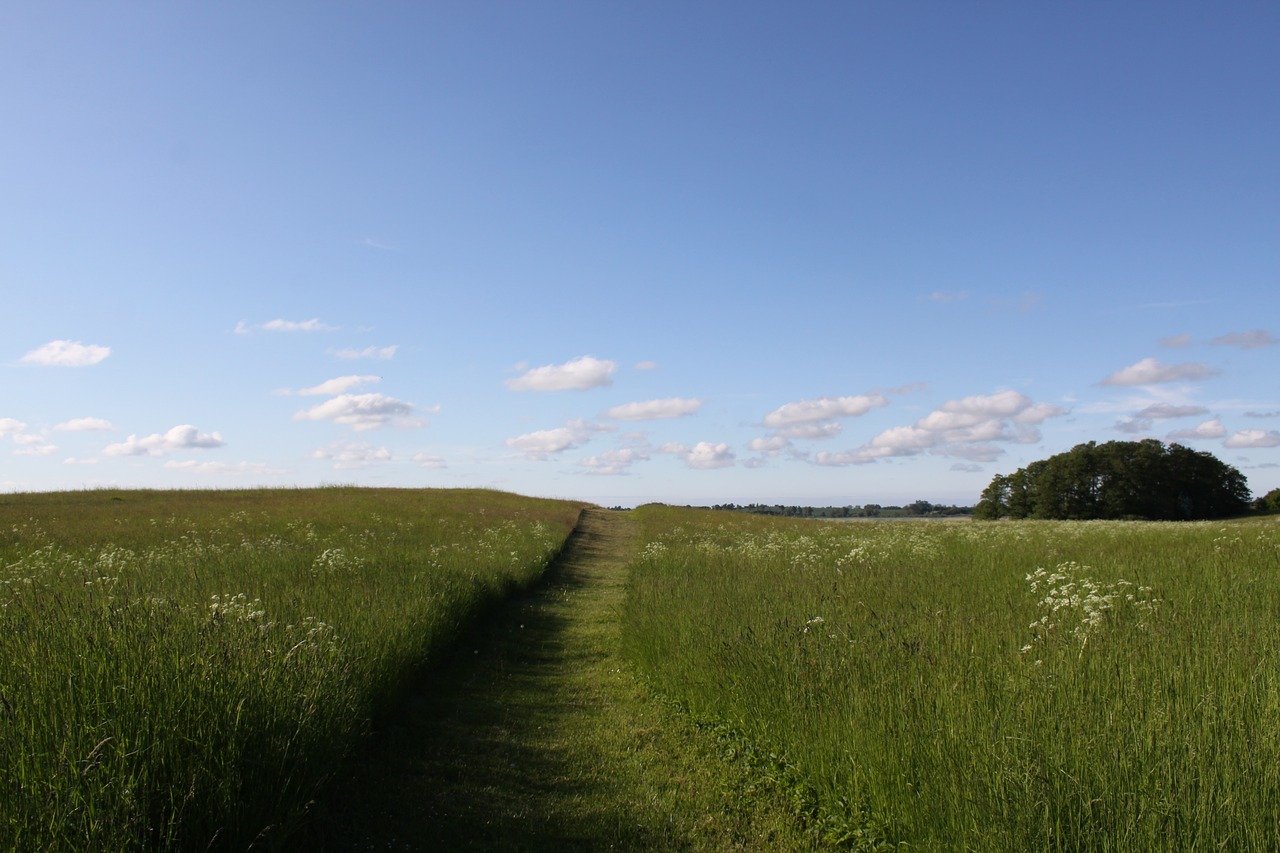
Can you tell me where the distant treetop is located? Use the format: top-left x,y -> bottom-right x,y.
973,439 -> 1251,521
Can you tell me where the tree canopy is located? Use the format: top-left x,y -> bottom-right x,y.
974,439 -> 1251,521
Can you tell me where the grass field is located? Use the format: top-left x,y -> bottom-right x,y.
7,488 -> 1278,851
623,506 -> 1280,850
0,488 -> 581,851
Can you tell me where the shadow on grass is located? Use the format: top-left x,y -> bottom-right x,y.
297,512 -> 666,852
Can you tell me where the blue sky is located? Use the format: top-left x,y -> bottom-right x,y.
3,2 -> 1278,506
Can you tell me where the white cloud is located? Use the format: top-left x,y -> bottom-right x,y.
1101,357 -> 1218,386
298,375 -> 381,396
293,393 -> 423,431
333,345 -> 398,360
918,390 -> 1035,431
413,453 -> 447,469
1115,417 -> 1154,434
1138,403 -> 1209,419
13,434 -> 58,456
579,447 -> 650,475
660,441 -> 735,469
262,318 -> 335,332
163,460 -> 286,476
1211,329 -> 1277,349
939,443 -> 1005,463
505,418 -> 613,460
815,390 -> 1066,467
104,425 -> 225,457
603,397 -> 702,421
21,340 -> 110,367
1167,418 -> 1228,440
505,356 -> 617,391
1224,429 -> 1280,449
762,394 -> 888,428
686,441 -> 735,469
814,449 -> 874,466
0,419 -> 27,436
775,421 -> 843,440
312,441 -> 393,469
1160,333 -> 1193,348
54,417 -> 115,432
635,361 -> 659,371
749,436 -> 792,456
506,427 -> 585,460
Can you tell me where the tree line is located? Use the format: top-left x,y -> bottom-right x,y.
974,439 -> 1255,521
711,501 -> 973,518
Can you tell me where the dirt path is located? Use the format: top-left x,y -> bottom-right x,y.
314,507 -> 815,851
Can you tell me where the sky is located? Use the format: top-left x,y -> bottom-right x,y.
2,2 -> 1278,507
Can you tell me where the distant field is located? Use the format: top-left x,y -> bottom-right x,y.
0,488 -> 581,851
623,506 -> 1280,850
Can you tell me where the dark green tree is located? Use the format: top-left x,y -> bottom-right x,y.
976,440 -> 1251,521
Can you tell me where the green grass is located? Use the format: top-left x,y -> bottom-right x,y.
622,506 -> 1280,850
312,507 -> 821,851
0,487 -> 582,851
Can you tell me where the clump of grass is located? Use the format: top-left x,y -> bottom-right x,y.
623,507 -> 1280,850
0,488 -> 581,851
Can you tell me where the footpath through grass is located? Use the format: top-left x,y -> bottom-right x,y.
313,507 -> 818,851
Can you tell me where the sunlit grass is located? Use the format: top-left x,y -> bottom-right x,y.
0,487 -> 581,851
623,506 -> 1280,850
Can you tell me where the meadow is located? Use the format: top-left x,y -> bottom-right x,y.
0,488 -> 582,851
623,506 -> 1280,851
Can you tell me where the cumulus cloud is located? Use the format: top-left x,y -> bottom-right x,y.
1160,333 -> 1193,348
1101,357 -> 1218,387
749,436 -> 792,457
13,434 -> 58,456
413,453 -> 447,469
1115,417 -> 1153,434
1224,429 -> 1280,449
603,398 -> 702,421
762,394 -> 888,429
312,441 -> 393,469
505,418 -> 613,460
261,318 -> 335,332
635,361 -> 659,370
506,356 -> 617,392
104,425 -> 225,457
1211,329 -> 1277,349
1138,403 -> 1209,419
660,441 -> 735,469
0,419 -> 27,436
163,460 -> 286,476
293,393 -> 424,431
816,390 -> 1066,467
333,345 -> 398,360
55,417 -> 115,432
21,340 -> 110,367
775,421 -> 843,440
579,446 -> 650,475
1167,418 -> 1228,440
298,375 -> 381,396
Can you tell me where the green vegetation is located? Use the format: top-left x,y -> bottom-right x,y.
318,508 -> 817,851
0,488 -> 581,851
1256,487 -> 1280,515
623,505 -> 1280,850
974,439 -> 1252,520
711,501 -> 972,519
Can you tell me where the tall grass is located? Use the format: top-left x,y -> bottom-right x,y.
0,488 -> 581,851
623,506 -> 1280,850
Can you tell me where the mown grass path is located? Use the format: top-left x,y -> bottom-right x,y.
312,508 -> 815,851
